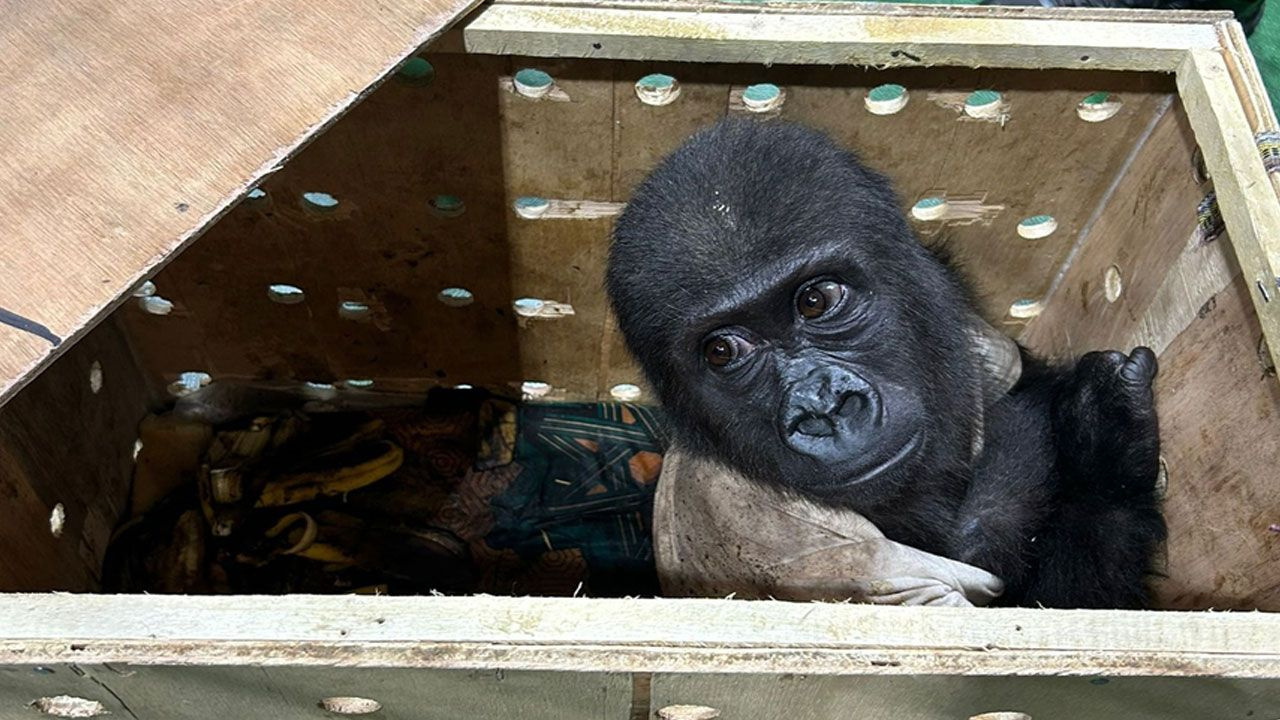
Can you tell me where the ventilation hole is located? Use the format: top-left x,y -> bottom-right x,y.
742,83 -> 783,112
1008,299 -> 1043,319
429,194 -> 466,218
33,667 -> 55,675
1077,92 -> 1123,122
454,383 -> 474,390
514,68 -> 554,99
133,439 -> 144,462
437,287 -> 474,307
302,191 -> 339,210
88,361 -> 103,394
397,57 -> 435,83
303,382 -> 338,400
657,706 -> 721,720
964,89 -> 1003,119
513,298 -> 546,317
610,383 -> 642,401
1104,265 -> 1123,303
865,83 -> 909,115
1017,214 -> 1058,239
168,371 -> 212,397
267,284 -> 306,305
911,196 -> 949,221
635,73 -> 681,106
138,296 -> 174,315
1257,279 -> 1273,303
246,187 -> 268,201
969,714 -> 1032,720
521,381 -> 552,399
514,196 -> 550,219
131,280 -> 156,298
30,697 -> 107,718
321,697 -> 382,715
1090,677 -> 1111,686
338,301 -> 372,321
343,379 -> 374,389
49,503 -> 66,538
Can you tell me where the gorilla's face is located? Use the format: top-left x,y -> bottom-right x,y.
690,269 -> 929,498
607,119 -> 979,508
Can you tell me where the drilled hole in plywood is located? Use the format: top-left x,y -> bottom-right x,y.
267,284 -> 306,305
302,191 -> 340,211
964,89 -> 1003,119
610,383 -> 642,401
246,187 -> 268,202
168,371 -> 212,397
513,196 -> 550,219
1077,92 -> 1122,122
343,379 -> 375,389
911,196 -> 949,221
865,83 -> 909,115
131,280 -> 156,298
1104,265 -> 1123,303
1008,299 -> 1043,320
521,381 -> 552,400
88,361 -> 103,394
635,73 -> 681,106
513,68 -> 554,99
48,503 -> 66,538
429,194 -> 465,218
658,706 -> 721,720
320,697 -> 382,715
970,714 -> 1032,720
133,439 -> 144,462
138,296 -> 174,315
1017,215 -> 1057,240
30,697 -> 107,718
396,57 -> 434,84
339,301 -> 372,321
742,83 -> 784,112
437,287 -> 474,307
303,382 -> 338,400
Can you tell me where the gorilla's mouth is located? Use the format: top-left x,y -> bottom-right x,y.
839,430 -> 923,487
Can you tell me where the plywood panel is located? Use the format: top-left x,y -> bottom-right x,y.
0,0 -> 479,407
1153,278 -> 1280,611
652,673 -> 1280,720
122,58 -> 1174,404
1021,104 -> 1209,357
0,317 -> 149,591
0,665 -> 630,720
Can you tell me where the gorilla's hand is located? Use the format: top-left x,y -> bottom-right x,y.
1053,347 -> 1160,498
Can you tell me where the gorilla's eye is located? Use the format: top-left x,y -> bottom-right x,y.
797,280 -> 846,320
703,333 -> 752,368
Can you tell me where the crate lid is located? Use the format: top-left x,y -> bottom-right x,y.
0,0 -> 479,408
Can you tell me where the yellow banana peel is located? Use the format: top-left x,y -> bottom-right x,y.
254,440 -> 403,508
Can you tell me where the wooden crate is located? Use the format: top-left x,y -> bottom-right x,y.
2,1 -> 1280,717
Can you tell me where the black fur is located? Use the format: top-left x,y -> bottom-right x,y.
606,118 -> 1166,609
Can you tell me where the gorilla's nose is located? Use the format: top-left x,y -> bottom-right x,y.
781,367 -> 880,457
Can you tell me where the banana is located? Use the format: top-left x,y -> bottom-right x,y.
254,440 -> 403,508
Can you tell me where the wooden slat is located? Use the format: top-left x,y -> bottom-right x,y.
1178,50 -> 1280,371
464,1 -> 1223,71
0,0 -> 479,408
4,595 -> 1280,677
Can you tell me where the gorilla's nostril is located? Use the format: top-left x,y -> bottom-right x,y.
835,391 -> 869,419
794,414 -> 835,437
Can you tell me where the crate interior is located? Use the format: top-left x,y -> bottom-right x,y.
2,47 -> 1277,611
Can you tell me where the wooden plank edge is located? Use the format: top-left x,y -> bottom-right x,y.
1,595 -> 1279,676
0,0 -> 485,412
1178,49 -> 1280,372
463,2 -> 1220,70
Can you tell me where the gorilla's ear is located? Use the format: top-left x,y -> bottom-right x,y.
969,316 -> 1022,406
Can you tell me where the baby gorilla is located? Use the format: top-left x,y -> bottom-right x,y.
607,118 -> 1165,609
